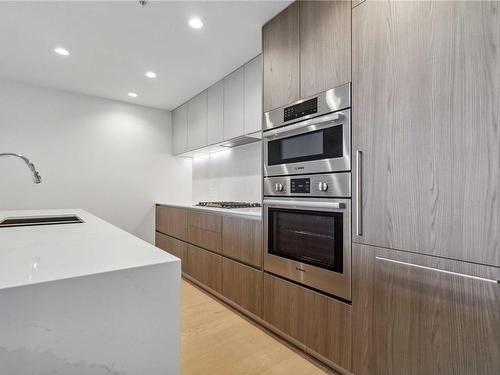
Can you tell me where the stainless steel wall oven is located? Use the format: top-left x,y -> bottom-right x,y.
263,84 -> 352,301
263,173 -> 351,300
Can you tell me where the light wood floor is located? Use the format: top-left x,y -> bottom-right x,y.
181,279 -> 337,375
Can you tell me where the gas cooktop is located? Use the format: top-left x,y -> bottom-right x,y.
196,201 -> 262,209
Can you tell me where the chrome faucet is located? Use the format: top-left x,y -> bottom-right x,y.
0,153 -> 42,184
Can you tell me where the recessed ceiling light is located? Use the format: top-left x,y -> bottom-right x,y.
189,17 -> 203,29
128,92 -> 138,98
145,71 -> 157,79
54,47 -> 70,56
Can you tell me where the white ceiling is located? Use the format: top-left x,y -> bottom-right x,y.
0,1 -> 290,110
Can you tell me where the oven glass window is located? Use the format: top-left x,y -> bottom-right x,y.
268,208 -> 343,273
281,131 -> 323,159
267,125 -> 343,166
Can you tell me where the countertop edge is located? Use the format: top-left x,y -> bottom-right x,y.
0,258 -> 180,292
156,203 -> 262,220
0,208 -> 181,291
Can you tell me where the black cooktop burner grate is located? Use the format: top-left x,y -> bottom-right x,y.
196,201 -> 262,209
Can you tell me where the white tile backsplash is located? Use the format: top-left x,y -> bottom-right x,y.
192,142 -> 262,203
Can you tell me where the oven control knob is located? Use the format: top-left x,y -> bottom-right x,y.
274,183 -> 284,192
318,181 -> 328,192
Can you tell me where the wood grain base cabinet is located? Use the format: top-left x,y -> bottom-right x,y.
305,289 -> 351,372
187,210 -> 222,253
263,273 -> 306,343
155,232 -> 187,272
352,0 -> 500,267
156,205 -> 187,241
185,244 -> 222,294
352,243 -> 500,375
222,216 -> 262,268
222,258 -> 263,317
264,273 -> 352,371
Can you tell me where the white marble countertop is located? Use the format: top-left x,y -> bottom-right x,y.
156,202 -> 262,219
0,209 -> 178,290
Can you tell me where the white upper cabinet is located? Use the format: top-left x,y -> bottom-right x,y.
172,103 -> 188,155
244,54 -> 263,134
173,55 -> 262,155
187,91 -> 208,150
223,66 -> 245,141
207,81 -> 224,145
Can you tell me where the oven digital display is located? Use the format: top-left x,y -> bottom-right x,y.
283,97 -> 318,122
290,178 -> 310,194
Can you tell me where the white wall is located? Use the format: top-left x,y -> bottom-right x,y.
0,79 -> 192,243
192,142 -> 261,203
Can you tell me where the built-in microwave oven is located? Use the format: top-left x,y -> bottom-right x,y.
263,84 -> 351,177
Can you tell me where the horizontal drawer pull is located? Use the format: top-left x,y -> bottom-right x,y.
375,256 -> 499,284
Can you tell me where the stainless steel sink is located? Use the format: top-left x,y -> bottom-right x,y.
0,215 -> 84,228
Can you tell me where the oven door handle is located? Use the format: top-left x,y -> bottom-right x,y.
263,199 -> 346,210
263,112 -> 343,138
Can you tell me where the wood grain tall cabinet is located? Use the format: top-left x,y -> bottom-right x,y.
352,0 -> 500,267
262,2 -> 300,112
262,0 -> 351,112
299,0 -> 351,98
351,1 -> 500,373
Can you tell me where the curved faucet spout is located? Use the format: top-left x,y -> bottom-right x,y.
0,153 -> 42,184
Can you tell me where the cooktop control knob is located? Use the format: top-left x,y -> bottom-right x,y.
318,181 -> 328,192
274,183 -> 284,192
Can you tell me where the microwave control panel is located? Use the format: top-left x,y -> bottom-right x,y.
283,97 -> 318,122
290,178 -> 310,194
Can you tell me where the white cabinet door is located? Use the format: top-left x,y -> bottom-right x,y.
187,91 -> 208,150
223,66 -> 245,140
172,103 -> 188,155
244,54 -> 263,134
207,81 -> 224,144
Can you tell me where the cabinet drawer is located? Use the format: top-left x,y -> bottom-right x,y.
222,216 -> 262,268
263,273 -> 306,343
156,205 -> 187,241
305,289 -> 352,371
185,244 -> 222,294
188,210 -> 222,232
222,258 -> 263,317
352,243 -> 500,375
187,211 -> 222,252
155,232 -> 187,272
263,273 -> 352,371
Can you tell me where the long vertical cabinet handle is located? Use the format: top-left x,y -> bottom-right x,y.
356,150 -> 363,236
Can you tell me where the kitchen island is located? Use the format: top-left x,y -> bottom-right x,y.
0,209 -> 180,375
